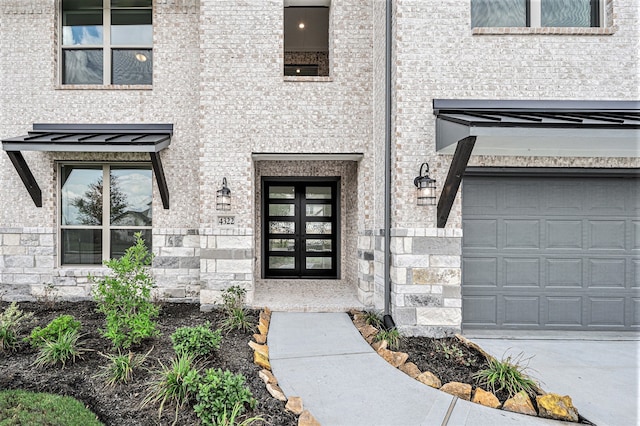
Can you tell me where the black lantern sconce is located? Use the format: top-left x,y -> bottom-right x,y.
216,177 -> 231,211
414,163 -> 436,206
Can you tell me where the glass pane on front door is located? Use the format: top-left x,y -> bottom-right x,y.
306,239 -> 332,252
269,239 -> 295,251
269,204 -> 295,216
306,222 -> 332,234
306,186 -> 332,199
306,257 -> 332,269
269,186 -> 295,199
306,204 -> 332,217
269,221 -> 295,234
269,256 -> 295,269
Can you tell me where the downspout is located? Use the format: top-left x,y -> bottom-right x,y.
383,0 -> 395,331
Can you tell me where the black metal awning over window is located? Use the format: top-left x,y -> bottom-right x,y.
2,123 -> 172,208
433,100 -> 640,228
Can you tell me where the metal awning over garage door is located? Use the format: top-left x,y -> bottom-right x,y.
433,100 -> 640,228
2,123 -> 172,208
462,170 -> 639,331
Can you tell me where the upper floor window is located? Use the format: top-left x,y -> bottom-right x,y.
284,1 -> 330,77
61,0 -> 152,85
471,0 -> 601,28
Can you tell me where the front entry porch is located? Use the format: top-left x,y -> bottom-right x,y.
252,279 -> 365,312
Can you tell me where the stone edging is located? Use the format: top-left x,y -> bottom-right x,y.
351,311 -> 581,423
248,308 -> 322,426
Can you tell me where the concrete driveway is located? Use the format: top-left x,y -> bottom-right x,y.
467,335 -> 639,426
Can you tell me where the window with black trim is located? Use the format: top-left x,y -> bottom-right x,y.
61,0 -> 153,85
60,164 -> 152,265
284,1 -> 330,77
262,178 -> 339,279
471,0 -> 601,28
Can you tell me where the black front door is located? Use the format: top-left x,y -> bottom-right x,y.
262,178 -> 339,279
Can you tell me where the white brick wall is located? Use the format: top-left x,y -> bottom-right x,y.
1,1 -> 637,334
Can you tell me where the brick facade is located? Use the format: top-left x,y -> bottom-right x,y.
1,0 -> 638,335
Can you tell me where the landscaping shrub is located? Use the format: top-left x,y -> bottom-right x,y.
33,329 -> 86,368
143,352 -> 200,425
96,348 -> 152,386
0,302 -> 33,352
28,314 -> 81,348
473,352 -> 539,398
192,368 -> 256,426
171,323 -> 222,357
220,286 -> 253,333
375,328 -> 401,351
91,232 -> 160,349
0,390 -> 103,426
435,341 -> 477,367
216,402 -> 263,426
363,310 -> 383,328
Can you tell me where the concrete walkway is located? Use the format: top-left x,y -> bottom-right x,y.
469,337 -> 639,426
268,312 -> 574,426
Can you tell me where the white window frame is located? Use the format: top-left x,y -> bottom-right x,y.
59,0 -> 153,86
58,162 -> 153,266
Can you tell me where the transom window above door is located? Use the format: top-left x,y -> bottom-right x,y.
61,0 -> 153,85
262,178 -> 339,279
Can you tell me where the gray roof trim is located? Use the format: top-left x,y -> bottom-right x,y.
433,99 -> 640,113
252,152 -> 364,161
2,123 -> 173,153
433,100 -> 640,228
433,100 -> 640,155
2,124 -> 173,209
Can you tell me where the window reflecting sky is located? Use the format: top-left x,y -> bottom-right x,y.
63,25 -> 103,46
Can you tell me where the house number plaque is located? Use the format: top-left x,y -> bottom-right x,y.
218,216 -> 235,226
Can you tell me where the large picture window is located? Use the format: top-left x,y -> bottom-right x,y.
60,164 -> 152,265
61,0 -> 153,85
262,178 -> 339,279
471,0 -> 601,28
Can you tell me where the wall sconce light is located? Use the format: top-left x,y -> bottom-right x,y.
216,177 -> 231,211
414,162 -> 436,206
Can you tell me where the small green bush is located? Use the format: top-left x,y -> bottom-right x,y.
473,352 -> 539,398
33,329 -> 86,368
171,323 -> 222,357
28,314 -> 81,348
0,302 -> 33,352
435,341 -> 476,367
192,368 -> 256,426
96,348 -> 152,386
375,328 -> 401,351
143,352 -> 200,425
220,286 -> 254,333
216,402 -> 264,426
363,310 -> 383,328
91,232 -> 160,349
0,390 -> 103,426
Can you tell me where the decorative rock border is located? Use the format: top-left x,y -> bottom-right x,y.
351,311 -> 581,423
248,308 -> 321,426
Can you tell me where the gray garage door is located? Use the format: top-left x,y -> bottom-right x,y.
462,174 -> 639,331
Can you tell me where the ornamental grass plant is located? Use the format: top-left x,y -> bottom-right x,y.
473,351 -> 539,398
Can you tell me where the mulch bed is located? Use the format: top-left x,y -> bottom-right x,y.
1,301 -> 567,425
0,301 -> 297,426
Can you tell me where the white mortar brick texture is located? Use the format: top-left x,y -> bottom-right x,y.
1,0 -> 638,335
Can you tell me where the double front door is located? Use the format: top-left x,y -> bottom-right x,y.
263,178 -> 339,279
